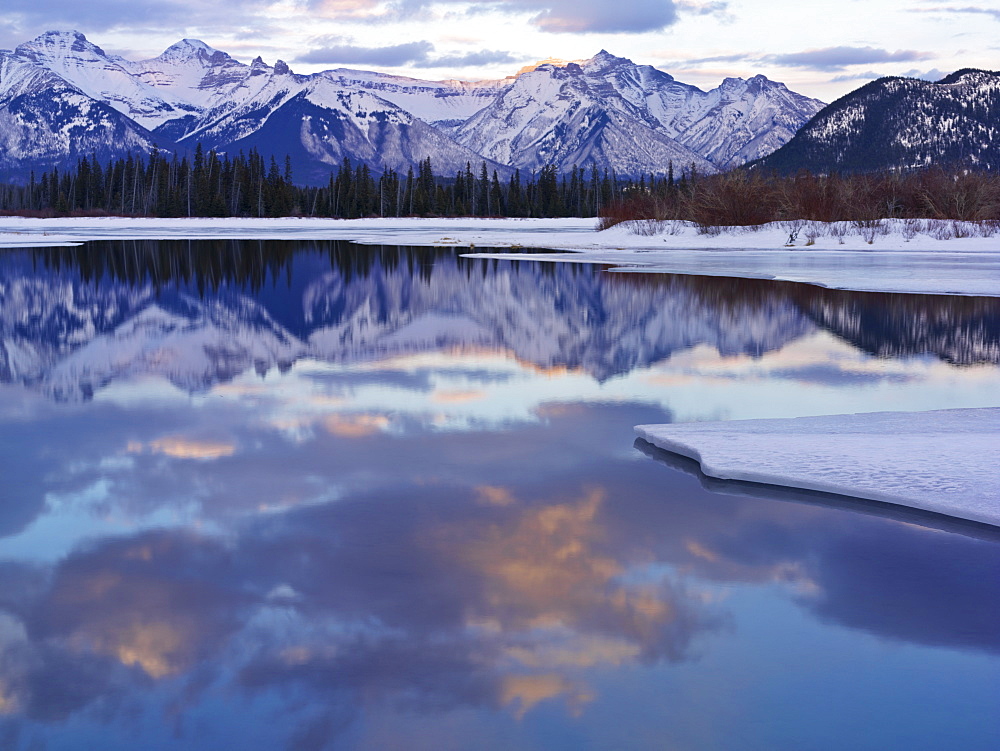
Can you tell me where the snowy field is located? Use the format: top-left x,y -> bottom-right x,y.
1,215 -> 998,296
636,409 -> 1000,527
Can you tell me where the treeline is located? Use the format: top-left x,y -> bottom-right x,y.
0,147 -> 674,219
599,167 -> 1000,229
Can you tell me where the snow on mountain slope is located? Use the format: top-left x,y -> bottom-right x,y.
181,66 -> 508,179
679,76 -> 825,167
125,39 -> 259,111
579,52 -> 825,168
320,69 -> 508,128
0,47 -> 158,172
456,61 -> 716,176
455,52 -> 823,174
754,69 -> 1000,173
13,31 -> 201,131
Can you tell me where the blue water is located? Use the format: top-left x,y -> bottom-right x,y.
0,240 -> 997,750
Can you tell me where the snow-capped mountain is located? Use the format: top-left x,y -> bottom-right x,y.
0,31 -> 824,181
0,42 -> 159,173
753,69 -> 1000,173
319,69 -> 508,130
455,60 -> 717,176
13,31 -> 204,131
175,65 -> 505,182
456,51 -> 824,175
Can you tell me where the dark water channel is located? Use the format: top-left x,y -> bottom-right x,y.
0,240 -> 998,750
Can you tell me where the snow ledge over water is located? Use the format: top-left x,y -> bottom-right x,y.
636,408 -> 1000,527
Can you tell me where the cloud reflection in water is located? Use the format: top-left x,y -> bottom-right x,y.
0,242 -> 997,748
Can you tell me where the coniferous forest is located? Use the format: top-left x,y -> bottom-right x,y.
0,146 -> 660,219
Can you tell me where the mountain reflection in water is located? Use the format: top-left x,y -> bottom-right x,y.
2,239 -> 998,401
0,241 -> 997,751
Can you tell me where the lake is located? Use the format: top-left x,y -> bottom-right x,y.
1,239 -> 998,750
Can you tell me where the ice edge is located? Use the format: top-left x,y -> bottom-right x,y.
635,410 -> 1000,528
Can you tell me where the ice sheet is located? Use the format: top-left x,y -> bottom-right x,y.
636,408 -> 1000,527
1,217 -> 998,296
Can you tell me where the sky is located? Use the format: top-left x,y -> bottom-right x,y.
0,1 -> 998,101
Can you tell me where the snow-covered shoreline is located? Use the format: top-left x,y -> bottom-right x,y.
636,408 -> 1000,528
1,215 -> 998,296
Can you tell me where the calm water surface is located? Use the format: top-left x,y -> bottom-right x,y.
1,240 -> 998,750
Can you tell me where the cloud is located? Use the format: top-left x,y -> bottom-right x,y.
830,67 -> 949,84
299,39 -> 515,68
913,5 -> 1000,21
309,0 -> 698,34
4,0 -> 272,36
678,0 -> 726,12
902,67 -> 948,81
766,46 -> 935,72
313,0 -> 383,17
518,0 -> 681,33
298,40 -> 434,66
829,70 -> 888,83
135,436 -> 237,460
654,46 -> 939,78
681,53 -> 751,65
500,673 -> 594,719
420,49 -> 518,67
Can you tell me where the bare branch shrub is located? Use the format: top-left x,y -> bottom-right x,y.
928,220 -> 955,241
599,167 -> 1000,233
629,218 -> 665,236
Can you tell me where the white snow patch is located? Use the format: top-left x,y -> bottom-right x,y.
636,408 -> 1000,527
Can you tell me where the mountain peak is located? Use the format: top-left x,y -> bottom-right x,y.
514,57 -> 580,76
172,39 -> 213,52
16,29 -> 107,60
158,38 -> 228,63
937,68 -> 997,86
39,29 -> 87,41
585,49 -> 631,68
754,68 -> 999,173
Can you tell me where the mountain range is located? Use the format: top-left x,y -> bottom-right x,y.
755,68 -> 1000,173
0,31 -> 825,183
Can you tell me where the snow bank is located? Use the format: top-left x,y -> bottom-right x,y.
635,408 -> 1000,527
1,216 -> 999,296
